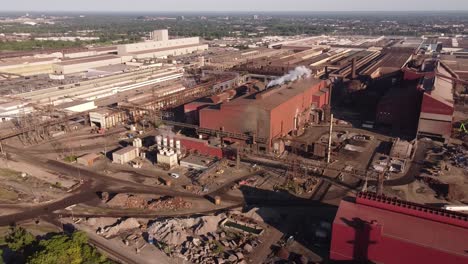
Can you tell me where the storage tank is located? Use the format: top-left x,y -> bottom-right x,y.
133,138 -> 142,148
163,137 -> 168,150
214,196 -> 221,205
156,135 -> 162,149
176,140 -> 181,155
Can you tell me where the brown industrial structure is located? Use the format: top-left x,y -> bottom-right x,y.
199,78 -> 330,152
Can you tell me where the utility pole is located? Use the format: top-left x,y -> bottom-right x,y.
327,114 -> 334,164
362,175 -> 368,192
236,145 -> 240,170
104,140 -> 108,158
0,140 -> 4,155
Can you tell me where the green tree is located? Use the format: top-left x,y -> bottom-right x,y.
28,231 -> 110,264
0,248 -> 4,264
5,226 -> 35,251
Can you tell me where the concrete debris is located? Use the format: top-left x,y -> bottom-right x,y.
100,192 -> 110,202
147,213 -> 261,263
445,145 -> 468,169
148,214 -> 226,245
98,218 -> 141,238
243,243 -> 253,253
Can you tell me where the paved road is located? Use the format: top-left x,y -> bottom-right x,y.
0,181 -> 98,226
369,140 -> 433,187
0,144 -> 206,226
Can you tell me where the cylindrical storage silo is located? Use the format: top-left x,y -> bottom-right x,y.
156,135 -> 162,149
176,140 -> 181,155
163,137 -> 168,150
214,196 -> 221,205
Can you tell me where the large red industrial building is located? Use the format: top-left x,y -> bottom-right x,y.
330,192 -> 468,264
377,59 -> 455,141
417,63 -> 455,141
198,78 -> 330,152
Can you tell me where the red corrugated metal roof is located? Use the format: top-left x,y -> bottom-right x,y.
331,193 -> 468,263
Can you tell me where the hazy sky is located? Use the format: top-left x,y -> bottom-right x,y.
3,0 -> 468,12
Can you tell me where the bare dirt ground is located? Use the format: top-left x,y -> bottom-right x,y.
55,196 -> 241,218
0,162 -> 72,205
0,157 -> 77,188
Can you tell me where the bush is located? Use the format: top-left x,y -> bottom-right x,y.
64,156 -> 78,163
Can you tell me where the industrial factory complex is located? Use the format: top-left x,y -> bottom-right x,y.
0,28 -> 467,264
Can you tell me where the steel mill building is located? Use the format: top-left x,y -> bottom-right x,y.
199,77 -> 330,152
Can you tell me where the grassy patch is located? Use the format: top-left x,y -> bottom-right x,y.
0,226 -> 9,246
211,240 -> 224,255
20,223 -> 61,235
0,168 -> 21,178
0,186 -> 19,202
51,182 -> 62,189
63,156 -> 78,163
273,179 -> 302,195
224,221 -> 263,235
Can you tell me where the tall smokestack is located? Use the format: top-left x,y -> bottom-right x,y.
351,58 -> 357,79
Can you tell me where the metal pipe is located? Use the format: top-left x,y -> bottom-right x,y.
327,114 -> 333,164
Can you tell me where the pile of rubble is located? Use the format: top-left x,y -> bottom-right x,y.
147,213 -> 261,263
106,194 -> 192,211
107,194 -> 147,209
148,197 -> 192,210
176,232 -> 259,264
444,145 -> 468,169
148,214 -> 225,245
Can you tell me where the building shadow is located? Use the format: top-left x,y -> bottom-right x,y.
235,185 -> 339,262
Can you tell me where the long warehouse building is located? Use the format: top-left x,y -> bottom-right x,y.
117,29 -> 208,59
16,67 -> 184,105
52,55 -> 132,75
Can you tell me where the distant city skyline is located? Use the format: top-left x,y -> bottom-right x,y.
3,0 -> 468,12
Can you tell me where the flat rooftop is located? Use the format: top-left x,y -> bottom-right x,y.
441,55 -> 468,80
0,56 -> 58,67
334,195 -> 468,259
430,63 -> 455,105
215,77 -> 323,111
57,55 -> 121,66
57,100 -> 92,109
113,146 -> 138,155
129,43 -> 207,55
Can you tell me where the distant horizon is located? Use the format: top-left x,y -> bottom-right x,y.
2,10 -> 468,14
2,0 -> 468,13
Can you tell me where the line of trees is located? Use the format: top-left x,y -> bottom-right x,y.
0,226 -> 112,264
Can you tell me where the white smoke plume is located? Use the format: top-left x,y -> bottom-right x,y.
267,66 -> 312,88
